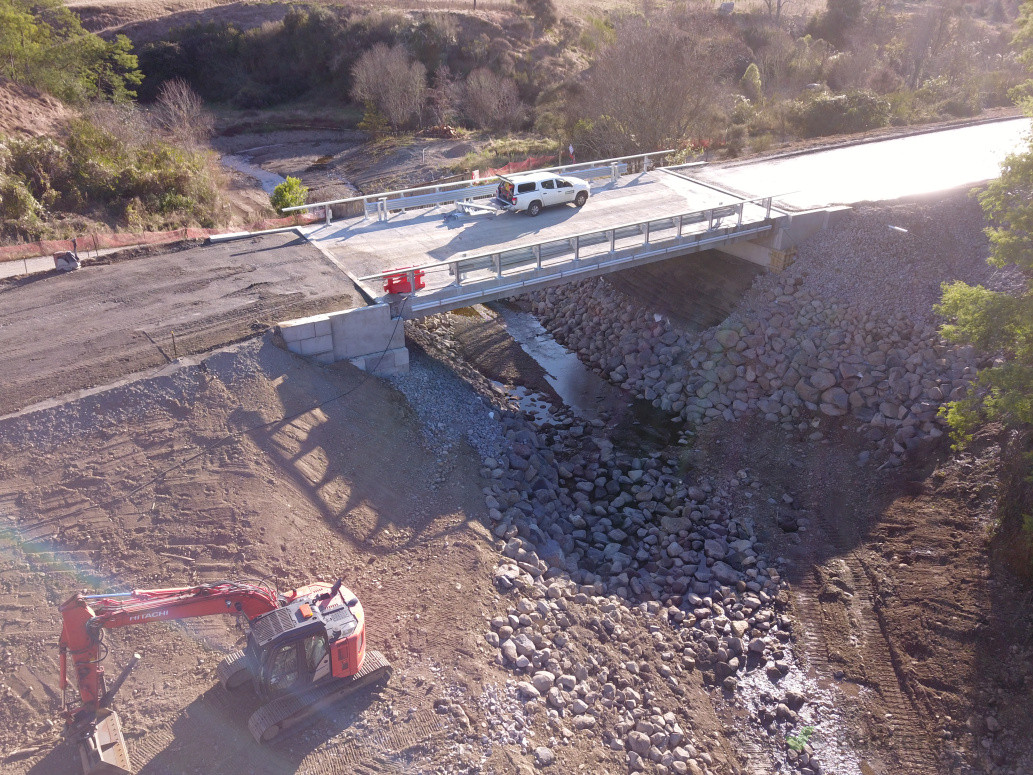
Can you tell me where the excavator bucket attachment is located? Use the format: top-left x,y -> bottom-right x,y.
77,708 -> 131,775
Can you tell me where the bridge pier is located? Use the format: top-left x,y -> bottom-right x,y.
278,303 -> 408,376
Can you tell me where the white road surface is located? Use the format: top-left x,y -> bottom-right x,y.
698,118 -> 1031,209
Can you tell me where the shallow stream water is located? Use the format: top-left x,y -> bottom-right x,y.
220,154 -> 287,194
490,302 -> 680,448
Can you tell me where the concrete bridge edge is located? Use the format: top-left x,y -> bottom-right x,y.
278,303 -> 409,376
718,206 -> 852,269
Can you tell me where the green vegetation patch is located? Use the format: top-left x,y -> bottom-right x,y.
0,0 -> 141,104
0,119 -> 219,241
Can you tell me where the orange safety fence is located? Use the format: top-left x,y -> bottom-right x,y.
481,153 -> 558,179
0,211 -> 324,264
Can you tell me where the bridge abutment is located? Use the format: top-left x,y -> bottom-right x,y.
718,206 -> 851,269
278,303 -> 409,375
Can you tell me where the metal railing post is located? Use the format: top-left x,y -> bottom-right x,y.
452,261 -> 462,286
676,214 -> 683,238
494,254 -> 502,279
765,197 -> 773,218
611,162 -> 619,184
737,203 -> 744,228
708,210 -> 714,230
573,236 -> 580,261
378,197 -> 387,222
609,230 -> 615,254
643,221 -> 650,245
534,244 -> 542,270
643,154 -> 651,173
406,270 -> 416,295
325,204 -> 331,226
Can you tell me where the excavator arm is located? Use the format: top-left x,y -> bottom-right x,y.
59,580 -> 280,721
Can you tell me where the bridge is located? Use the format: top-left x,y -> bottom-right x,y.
274,156 -> 845,375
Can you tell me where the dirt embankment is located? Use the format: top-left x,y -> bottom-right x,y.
0,338 -> 498,774
0,81 -> 72,138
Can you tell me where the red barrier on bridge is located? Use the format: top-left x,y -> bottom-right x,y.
383,268 -> 426,294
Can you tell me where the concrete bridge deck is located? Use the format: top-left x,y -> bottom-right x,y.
303,169 -> 779,284
281,168 -> 840,374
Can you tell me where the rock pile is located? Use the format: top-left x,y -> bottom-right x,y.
478,404 -> 819,773
530,274 -> 978,468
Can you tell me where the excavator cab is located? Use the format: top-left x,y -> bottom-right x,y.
260,632 -> 330,697
244,581 -> 365,701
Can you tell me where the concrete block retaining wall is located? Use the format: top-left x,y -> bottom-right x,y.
279,303 -> 408,375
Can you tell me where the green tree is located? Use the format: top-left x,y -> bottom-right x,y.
936,134 -> 1033,444
0,0 -> 142,103
270,176 -> 308,216
357,100 -> 390,138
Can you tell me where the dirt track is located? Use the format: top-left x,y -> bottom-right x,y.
0,233 -> 355,417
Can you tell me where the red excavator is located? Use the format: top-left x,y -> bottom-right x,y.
58,578 -> 392,775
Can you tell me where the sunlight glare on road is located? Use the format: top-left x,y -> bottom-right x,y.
705,118 -> 1031,209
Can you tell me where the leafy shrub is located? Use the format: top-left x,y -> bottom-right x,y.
806,0 -> 863,50
792,90 -> 890,137
916,76 -> 981,118
724,124 -> 747,157
731,95 -> 755,126
0,119 -> 219,238
786,726 -> 816,752
518,0 -> 559,30
0,0 -> 143,104
271,177 -> 308,215
740,63 -> 763,103
0,177 -> 44,237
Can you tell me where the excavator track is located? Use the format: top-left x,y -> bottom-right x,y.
247,650 -> 392,744
216,649 -> 251,690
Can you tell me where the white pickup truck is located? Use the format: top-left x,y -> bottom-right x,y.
495,172 -> 590,216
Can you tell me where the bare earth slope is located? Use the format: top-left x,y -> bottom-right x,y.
0,339 -> 494,774
0,81 -> 72,138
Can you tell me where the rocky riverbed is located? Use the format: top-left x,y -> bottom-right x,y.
528,191 -> 1018,471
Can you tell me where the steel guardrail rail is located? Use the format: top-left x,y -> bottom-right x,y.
400,222 -> 774,318
281,149 -> 681,224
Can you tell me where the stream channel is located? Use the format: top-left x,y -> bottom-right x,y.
489,302 -> 680,449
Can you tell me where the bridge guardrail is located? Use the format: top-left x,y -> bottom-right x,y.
283,150 -> 677,225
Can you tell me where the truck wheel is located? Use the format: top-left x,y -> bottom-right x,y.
527,201 -> 542,217
574,192 -> 588,207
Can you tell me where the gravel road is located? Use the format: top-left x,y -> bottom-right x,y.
0,232 -> 356,417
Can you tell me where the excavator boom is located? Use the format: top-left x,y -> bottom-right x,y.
59,581 -> 279,716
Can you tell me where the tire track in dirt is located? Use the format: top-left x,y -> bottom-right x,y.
789,516 -> 942,775
296,709 -> 448,774
734,735 -> 780,775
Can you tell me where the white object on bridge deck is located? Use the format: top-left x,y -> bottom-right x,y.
453,200 -> 500,215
